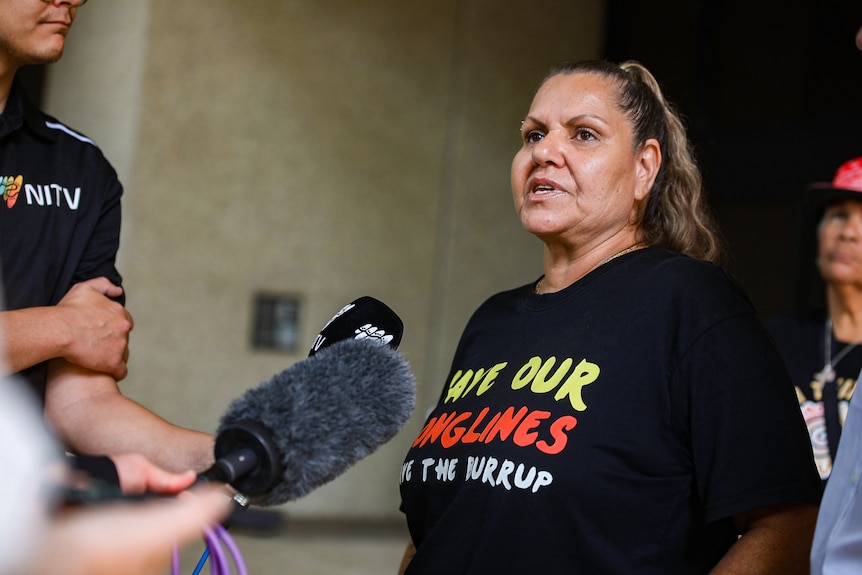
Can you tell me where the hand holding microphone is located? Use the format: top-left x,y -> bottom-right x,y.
49,297 -> 412,575
198,296 -> 415,506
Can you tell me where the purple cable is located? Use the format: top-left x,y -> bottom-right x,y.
169,522 -> 248,574
171,543 -> 180,575
214,524 -> 248,575
204,525 -> 230,575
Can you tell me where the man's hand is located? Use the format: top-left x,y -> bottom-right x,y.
109,453 -> 197,495
56,278 -> 133,380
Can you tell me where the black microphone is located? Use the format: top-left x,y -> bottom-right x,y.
198,332 -> 415,506
308,296 -> 403,355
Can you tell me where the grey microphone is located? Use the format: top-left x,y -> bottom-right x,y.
199,337 -> 415,506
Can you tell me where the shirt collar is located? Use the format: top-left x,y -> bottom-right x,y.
0,79 -> 55,141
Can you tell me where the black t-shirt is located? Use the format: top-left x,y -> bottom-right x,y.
400,247 -> 821,574
0,81 -> 124,399
764,310 -> 861,481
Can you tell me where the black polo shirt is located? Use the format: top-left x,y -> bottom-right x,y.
0,80 -> 124,399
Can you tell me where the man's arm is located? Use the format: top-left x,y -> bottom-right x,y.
44,358 -> 214,474
0,278 -> 133,380
710,502 -> 819,574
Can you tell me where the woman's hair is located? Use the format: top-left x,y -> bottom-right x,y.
543,60 -> 724,263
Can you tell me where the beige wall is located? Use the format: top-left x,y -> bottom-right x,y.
45,0 -> 604,520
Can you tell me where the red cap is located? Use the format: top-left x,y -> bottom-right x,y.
829,158 -> 862,193
808,157 -> 862,211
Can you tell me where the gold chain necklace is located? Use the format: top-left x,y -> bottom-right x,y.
535,242 -> 647,294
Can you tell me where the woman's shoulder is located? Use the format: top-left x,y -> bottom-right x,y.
632,247 -> 735,288
624,248 -> 755,317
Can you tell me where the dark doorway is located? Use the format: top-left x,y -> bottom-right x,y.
604,0 -> 862,317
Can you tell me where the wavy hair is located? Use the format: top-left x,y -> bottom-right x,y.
543,60 -> 724,263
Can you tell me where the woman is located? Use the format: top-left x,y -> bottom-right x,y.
398,60 -> 821,574
766,157 -> 862,486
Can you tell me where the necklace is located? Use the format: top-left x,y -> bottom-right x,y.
814,318 -> 860,385
535,241 -> 647,294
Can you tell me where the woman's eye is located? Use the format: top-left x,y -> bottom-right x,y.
824,210 -> 849,224
524,130 -> 544,143
825,206 -> 848,219
574,128 -> 596,141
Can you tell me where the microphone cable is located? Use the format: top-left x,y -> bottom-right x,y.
171,524 -> 247,575
174,494 -> 249,575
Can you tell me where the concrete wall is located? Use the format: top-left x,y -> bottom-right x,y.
44,0 -> 604,520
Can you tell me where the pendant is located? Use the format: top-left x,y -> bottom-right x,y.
815,365 -> 836,385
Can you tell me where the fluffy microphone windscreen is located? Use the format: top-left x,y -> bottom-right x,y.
217,338 -> 416,506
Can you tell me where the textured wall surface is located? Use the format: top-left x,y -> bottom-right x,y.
45,0 -> 603,519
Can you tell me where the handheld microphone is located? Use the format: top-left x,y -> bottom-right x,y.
198,297 -> 414,506
309,296 -> 403,355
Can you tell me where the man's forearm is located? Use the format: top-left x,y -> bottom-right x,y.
45,359 -> 214,474
1,278 -> 133,380
0,308 -> 68,373
58,396 -> 215,474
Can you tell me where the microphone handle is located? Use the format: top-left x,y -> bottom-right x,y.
199,420 -> 284,496
196,447 -> 260,485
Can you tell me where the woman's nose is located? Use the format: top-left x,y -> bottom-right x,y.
840,214 -> 862,239
531,130 -> 565,166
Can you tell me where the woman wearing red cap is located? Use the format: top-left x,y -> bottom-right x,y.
766,157 -> 862,486
798,156 -> 862,573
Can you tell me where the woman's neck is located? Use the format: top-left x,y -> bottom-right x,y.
827,284 -> 862,342
538,236 -> 644,294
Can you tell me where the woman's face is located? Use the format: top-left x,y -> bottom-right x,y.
510,72 -> 658,248
818,199 -> 862,286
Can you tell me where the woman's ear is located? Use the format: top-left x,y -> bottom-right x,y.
634,138 -> 661,201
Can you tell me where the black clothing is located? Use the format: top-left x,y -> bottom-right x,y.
0,81 -> 124,400
765,310 -> 861,481
401,248 -> 821,574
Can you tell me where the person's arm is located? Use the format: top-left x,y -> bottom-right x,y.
44,358 -> 214,474
0,278 -> 133,380
710,502 -> 819,574
398,538 -> 416,575
33,485 -> 232,575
